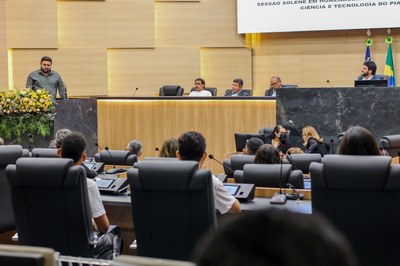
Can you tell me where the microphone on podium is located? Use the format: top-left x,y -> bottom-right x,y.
330,139 -> 335,154
326,80 -> 333,87
208,154 -> 234,173
133,87 -> 139,97
95,142 -> 104,151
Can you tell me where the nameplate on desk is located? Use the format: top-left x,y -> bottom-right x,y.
223,183 -> 255,203
95,175 -> 128,195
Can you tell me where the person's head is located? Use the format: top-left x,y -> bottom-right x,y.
270,76 -> 282,89
272,125 -> 287,140
177,131 -> 206,165
58,132 -> 87,165
194,209 -> 358,266
127,140 -> 143,157
243,137 -> 264,155
286,147 -> 304,155
40,56 -> 53,74
159,138 -> 179,158
361,61 -> 377,77
254,144 -> 281,164
55,128 -> 72,149
302,126 -> 323,145
231,78 -> 244,93
194,78 -> 206,92
338,126 -> 381,156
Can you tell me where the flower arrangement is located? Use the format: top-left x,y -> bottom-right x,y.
0,88 -> 55,142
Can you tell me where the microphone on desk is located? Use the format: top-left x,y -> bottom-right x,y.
270,154 -> 287,205
155,147 -> 160,152
326,80 -> 333,87
95,142 -> 104,151
330,139 -> 335,154
285,152 -> 304,200
133,87 -> 139,97
28,133 -> 38,151
8,139 -> 18,145
208,154 -> 234,174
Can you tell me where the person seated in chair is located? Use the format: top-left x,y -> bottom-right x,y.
243,137 -> 264,155
127,139 -> 143,159
338,126 -> 384,156
58,132 -> 121,259
267,125 -> 291,155
190,78 -> 212,97
265,76 -> 283,97
224,78 -> 250,97
254,144 -> 281,164
302,126 -> 329,156
159,138 -> 178,157
177,131 -> 241,214
357,61 -> 380,80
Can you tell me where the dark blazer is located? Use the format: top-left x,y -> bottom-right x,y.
265,88 -> 276,97
225,89 -> 250,97
357,75 -> 381,81
305,138 -> 328,156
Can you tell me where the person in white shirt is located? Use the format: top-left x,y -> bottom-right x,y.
189,78 -> 212,97
176,131 -> 241,214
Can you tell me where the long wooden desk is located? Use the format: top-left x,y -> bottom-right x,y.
97,97 -> 276,173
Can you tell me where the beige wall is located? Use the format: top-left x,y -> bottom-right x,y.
2,0 -> 399,96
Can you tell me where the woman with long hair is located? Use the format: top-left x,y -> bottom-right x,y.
302,126 -> 328,156
338,126 -> 381,155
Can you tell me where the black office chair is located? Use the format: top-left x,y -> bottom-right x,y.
234,164 -> 304,189
190,87 -> 217,96
0,145 -> 24,233
31,148 -> 58,158
375,74 -> 387,80
258,127 -> 274,136
6,158 -> 97,257
94,150 -> 138,172
222,155 -> 255,179
143,157 -> 178,161
127,160 -> 216,260
379,134 -> 400,157
287,153 -> 321,174
310,155 -> 400,266
159,86 -> 184,96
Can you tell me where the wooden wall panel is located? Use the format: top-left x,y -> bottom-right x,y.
155,0 -> 245,47
97,99 -> 276,173
6,0 -> 57,48
0,0 -> 8,88
11,49 -> 107,96
108,48 -> 200,96
201,48 -> 252,94
58,0 -> 154,48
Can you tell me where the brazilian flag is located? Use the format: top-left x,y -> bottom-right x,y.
384,43 -> 395,87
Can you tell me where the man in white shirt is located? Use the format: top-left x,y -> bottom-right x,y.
176,131 -> 241,214
189,78 -> 212,97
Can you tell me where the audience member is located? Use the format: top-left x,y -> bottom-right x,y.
177,131 -> 241,214
338,126 -> 381,155
267,125 -> 291,154
243,137 -> 264,155
265,76 -> 282,97
159,138 -> 178,157
58,132 -> 121,259
127,139 -> 143,158
190,78 -> 212,97
194,208 -> 358,266
54,128 -> 72,148
0,137 -> 4,145
357,61 -> 379,81
224,78 -> 250,97
286,147 -> 304,155
302,126 -> 328,156
254,144 -> 281,164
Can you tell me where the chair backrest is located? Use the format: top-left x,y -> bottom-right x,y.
111,255 -> 195,266
258,127 -> 274,135
159,85 -> 184,96
379,134 -> 400,157
6,158 -> 94,257
143,157 -> 178,161
282,84 -> 298,88
230,155 -> 255,171
0,145 -> 24,233
234,164 -> 304,188
95,150 -> 138,166
31,148 -> 58,158
310,154 -> 400,266
375,74 -> 387,80
127,160 -> 216,260
288,153 -> 321,174
190,87 -> 217,96
0,244 -> 55,266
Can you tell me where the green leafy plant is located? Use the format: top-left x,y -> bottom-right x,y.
0,88 -> 55,143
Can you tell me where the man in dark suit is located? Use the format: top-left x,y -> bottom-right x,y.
357,61 -> 381,80
224,78 -> 250,96
265,76 -> 282,97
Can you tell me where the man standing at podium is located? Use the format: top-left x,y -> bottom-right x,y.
26,56 -> 67,100
357,61 -> 380,81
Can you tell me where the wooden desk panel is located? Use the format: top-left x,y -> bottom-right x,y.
97,98 -> 276,173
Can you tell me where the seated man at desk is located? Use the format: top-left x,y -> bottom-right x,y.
265,76 -> 283,97
190,78 -> 212,97
224,78 -> 250,97
357,61 -> 380,80
177,131 -> 241,214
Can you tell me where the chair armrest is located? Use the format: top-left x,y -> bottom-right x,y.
233,170 -> 244,183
